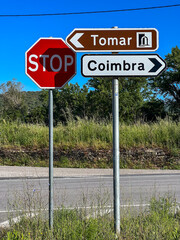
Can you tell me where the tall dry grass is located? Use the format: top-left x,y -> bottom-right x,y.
0,118 -> 179,152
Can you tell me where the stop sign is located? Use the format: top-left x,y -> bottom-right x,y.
25,38 -> 76,89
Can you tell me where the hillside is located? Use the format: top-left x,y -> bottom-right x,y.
0,119 -> 179,169
22,91 -> 43,110
0,90 -> 42,112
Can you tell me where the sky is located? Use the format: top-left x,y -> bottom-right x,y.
0,0 -> 179,91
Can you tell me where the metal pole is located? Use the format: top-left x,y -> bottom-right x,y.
112,78 -> 120,234
49,89 -> 53,229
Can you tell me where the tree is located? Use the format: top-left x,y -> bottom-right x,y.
53,83 -> 88,123
140,99 -> 166,121
149,46 -> 180,118
87,77 -> 112,120
87,77 -> 150,122
0,79 -> 27,121
31,83 -> 89,125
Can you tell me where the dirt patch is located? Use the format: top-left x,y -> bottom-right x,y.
0,147 -> 179,169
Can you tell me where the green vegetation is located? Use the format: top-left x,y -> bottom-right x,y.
1,196 -> 180,239
149,46 -> 180,119
120,196 -> 180,240
0,46 -> 179,169
0,46 -> 180,125
0,118 -> 179,151
0,118 -> 179,169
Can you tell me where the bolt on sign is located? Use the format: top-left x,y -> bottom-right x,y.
25,38 -> 76,89
66,28 -> 158,52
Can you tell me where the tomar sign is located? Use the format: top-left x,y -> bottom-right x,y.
66,28 -> 158,52
81,54 -> 166,77
25,38 -> 76,89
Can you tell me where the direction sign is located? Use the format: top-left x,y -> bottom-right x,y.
66,28 -> 158,52
81,54 -> 166,77
25,38 -> 76,89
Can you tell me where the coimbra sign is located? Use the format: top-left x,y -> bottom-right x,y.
81,54 -> 166,77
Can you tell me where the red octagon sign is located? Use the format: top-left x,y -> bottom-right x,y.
25,38 -> 76,89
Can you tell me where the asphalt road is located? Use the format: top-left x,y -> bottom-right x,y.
0,172 -> 180,225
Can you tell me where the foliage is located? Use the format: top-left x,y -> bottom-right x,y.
140,99 -> 166,121
121,196 -> 180,240
87,77 -> 112,120
26,83 -> 89,125
0,79 -> 27,121
23,91 -> 42,111
149,46 -> 180,119
26,76 -> 153,125
87,76 -> 150,122
0,118 -> 179,152
0,47 -> 179,124
2,209 -> 115,240
1,196 -> 180,239
53,83 -> 89,124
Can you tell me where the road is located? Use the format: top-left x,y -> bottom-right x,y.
0,172 -> 180,225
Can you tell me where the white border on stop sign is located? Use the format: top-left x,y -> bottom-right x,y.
25,37 -> 76,89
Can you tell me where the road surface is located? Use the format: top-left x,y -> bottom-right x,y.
0,167 -> 180,225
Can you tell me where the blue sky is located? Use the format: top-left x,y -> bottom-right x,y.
0,0 -> 179,91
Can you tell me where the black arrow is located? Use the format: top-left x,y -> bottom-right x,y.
149,58 -> 162,72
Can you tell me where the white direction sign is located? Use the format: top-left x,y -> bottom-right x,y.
81,54 -> 166,77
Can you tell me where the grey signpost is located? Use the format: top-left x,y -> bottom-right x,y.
25,38 -> 76,230
81,50 -> 166,235
67,25 -> 165,236
49,89 -> 54,228
112,78 -> 120,234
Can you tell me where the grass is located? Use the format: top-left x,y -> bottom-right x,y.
120,196 -> 180,240
0,118 -> 179,151
0,118 -> 179,169
1,195 -> 180,239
